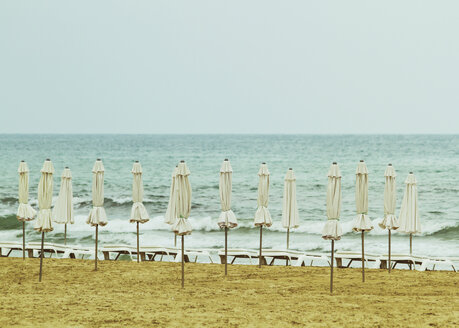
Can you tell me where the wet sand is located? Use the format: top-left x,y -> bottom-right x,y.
0,258 -> 458,327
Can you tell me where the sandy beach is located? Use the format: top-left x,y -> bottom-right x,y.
0,258 -> 457,327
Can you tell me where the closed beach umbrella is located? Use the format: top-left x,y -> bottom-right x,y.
322,162 -> 342,293
218,159 -> 237,276
282,168 -> 299,251
17,161 -> 37,259
352,160 -> 373,282
254,163 -> 272,268
34,159 -> 54,282
378,164 -> 398,273
130,161 -> 149,262
172,161 -> 192,288
398,172 -> 420,257
86,159 -> 108,271
52,167 -> 74,245
165,165 -> 178,246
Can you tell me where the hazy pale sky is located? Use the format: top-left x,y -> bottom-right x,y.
0,1 -> 458,134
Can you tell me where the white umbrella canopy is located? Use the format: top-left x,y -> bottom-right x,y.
52,167 -> 74,245
17,160 -> 37,259
87,160 -> 108,227
254,163 -> 272,227
378,164 -> 398,273
352,161 -> 373,232
322,163 -> 343,240
52,168 -> 74,224
172,161 -> 192,236
218,159 -> 237,228
130,161 -> 149,224
34,159 -> 54,282
165,166 -> 178,225
172,160 -> 192,288
379,164 -> 398,230
87,159 -> 107,271
34,160 -> 55,233
17,161 -> 36,222
398,173 -> 421,234
322,162 -> 342,293
282,168 -> 299,250
218,159 -> 237,276
282,168 -> 299,230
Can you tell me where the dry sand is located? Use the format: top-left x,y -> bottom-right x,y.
0,258 -> 458,327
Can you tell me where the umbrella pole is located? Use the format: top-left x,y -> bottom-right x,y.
225,227 -> 228,276
286,228 -> 290,266
95,225 -> 98,271
330,240 -> 334,294
361,231 -> 365,282
64,224 -> 67,245
181,235 -> 185,288
409,233 -> 412,270
39,231 -> 44,282
137,222 -> 140,263
174,234 -> 177,248
388,230 -> 391,273
22,222 -> 25,260
259,226 -> 262,268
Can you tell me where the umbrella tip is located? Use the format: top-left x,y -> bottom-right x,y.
224,158 -> 228,161
289,168 -> 292,170
261,162 -> 266,164
360,159 -> 364,162
21,160 -> 25,162
410,171 -> 413,174
388,163 -> 392,166
46,158 -> 50,161
97,158 -> 101,161
65,166 -> 69,169
135,160 -> 139,163
332,162 -> 337,165
180,160 -> 185,163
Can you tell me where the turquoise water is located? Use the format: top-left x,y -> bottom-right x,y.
0,134 -> 458,257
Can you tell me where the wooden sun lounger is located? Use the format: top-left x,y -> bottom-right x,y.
141,246 -> 179,262
261,249 -> 305,266
218,249 -> 264,265
101,245 -> 137,261
26,242 -> 91,259
334,251 -> 380,268
293,253 -> 331,267
378,254 -> 457,272
0,242 -> 24,257
174,248 -> 214,264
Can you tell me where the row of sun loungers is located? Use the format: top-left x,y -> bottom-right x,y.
0,241 -> 456,272
0,241 -> 91,259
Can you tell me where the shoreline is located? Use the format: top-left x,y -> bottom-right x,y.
1,258 -> 458,327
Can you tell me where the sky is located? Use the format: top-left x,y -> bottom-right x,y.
0,1 -> 458,134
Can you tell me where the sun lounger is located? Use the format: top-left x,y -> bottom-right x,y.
26,242 -> 91,259
0,242 -> 24,257
379,254 -> 456,271
101,245 -> 138,261
293,252 -> 331,267
260,249 -> 305,266
140,246 -> 179,262
334,251 -> 380,268
174,248 -> 214,264
218,249 -> 261,265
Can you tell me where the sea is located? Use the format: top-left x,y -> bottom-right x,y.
0,134 -> 458,259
